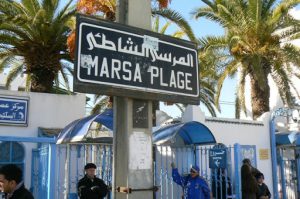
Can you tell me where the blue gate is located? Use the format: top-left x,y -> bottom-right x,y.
0,136 -> 56,199
277,147 -> 299,199
31,144 -> 51,198
154,144 -> 256,199
56,143 -> 113,199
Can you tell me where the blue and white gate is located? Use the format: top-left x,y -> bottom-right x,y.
276,146 -> 299,199
0,136 -> 56,199
154,144 -> 256,199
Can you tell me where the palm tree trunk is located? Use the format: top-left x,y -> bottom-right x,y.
249,72 -> 270,119
31,69 -> 55,93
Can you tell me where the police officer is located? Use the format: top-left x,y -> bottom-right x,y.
171,163 -> 211,199
77,163 -> 108,199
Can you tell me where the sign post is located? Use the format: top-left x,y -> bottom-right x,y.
113,1 -> 153,199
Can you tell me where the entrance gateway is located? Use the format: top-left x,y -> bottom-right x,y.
73,1 -> 199,199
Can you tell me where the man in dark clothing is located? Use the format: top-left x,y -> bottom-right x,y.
78,163 -> 108,199
0,164 -> 34,199
256,173 -> 271,199
242,158 -> 260,177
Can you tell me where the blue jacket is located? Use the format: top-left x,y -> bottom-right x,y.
172,168 -> 211,199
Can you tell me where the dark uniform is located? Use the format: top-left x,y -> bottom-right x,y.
7,184 -> 34,199
77,175 -> 108,199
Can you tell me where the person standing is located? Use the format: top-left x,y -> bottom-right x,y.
77,163 -> 108,199
241,164 -> 258,199
171,162 -> 211,199
242,158 -> 260,177
256,173 -> 271,199
0,164 -> 34,199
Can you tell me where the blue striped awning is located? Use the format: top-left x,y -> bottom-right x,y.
56,109 -> 113,144
57,109 -> 216,147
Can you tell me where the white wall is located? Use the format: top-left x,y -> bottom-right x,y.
0,89 -> 86,187
182,105 -> 274,195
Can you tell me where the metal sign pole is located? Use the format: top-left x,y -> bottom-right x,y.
113,1 -> 153,199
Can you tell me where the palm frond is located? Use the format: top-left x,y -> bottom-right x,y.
5,63 -> 24,88
152,8 -> 196,42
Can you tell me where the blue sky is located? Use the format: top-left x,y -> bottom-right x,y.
160,0 -> 237,118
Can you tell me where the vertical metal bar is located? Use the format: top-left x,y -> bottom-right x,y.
204,146 -> 208,179
234,143 -> 241,199
213,169 -> 217,199
76,145 -> 80,195
230,146 -> 234,197
279,153 -> 287,199
165,147 -> 169,199
47,143 -> 56,199
193,145 -> 197,165
175,148 -> 179,199
64,144 -> 70,199
160,146 -> 163,199
225,168 -> 228,199
9,142 -> 13,162
200,147 -> 202,175
153,146 -> 157,199
102,145 -> 107,180
296,150 -> 300,199
57,146 -> 62,199
170,148 -> 174,199
30,149 -> 35,196
270,119 -> 279,199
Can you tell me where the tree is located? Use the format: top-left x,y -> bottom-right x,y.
0,0 -> 76,92
193,0 -> 300,119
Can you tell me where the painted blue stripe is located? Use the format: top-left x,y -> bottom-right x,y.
0,136 -> 56,143
279,154 -> 287,199
47,143 -> 56,199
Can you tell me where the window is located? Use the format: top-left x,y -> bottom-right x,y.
0,141 -> 25,170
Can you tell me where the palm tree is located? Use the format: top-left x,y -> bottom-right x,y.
0,0 -> 76,92
193,0 -> 300,119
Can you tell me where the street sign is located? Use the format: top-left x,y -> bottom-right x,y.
209,148 -> 227,169
0,96 -> 29,126
74,14 -> 200,104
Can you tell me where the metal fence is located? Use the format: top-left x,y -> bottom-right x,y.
0,136 -> 261,199
277,147 -> 299,199
55,144 -> 113,199
154,145 -> 237,199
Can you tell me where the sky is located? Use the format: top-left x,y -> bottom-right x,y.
159,0 -> 237,119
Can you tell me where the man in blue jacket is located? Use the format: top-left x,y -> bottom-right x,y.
171,163 -> 211,199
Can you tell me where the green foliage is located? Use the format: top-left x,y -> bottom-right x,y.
193,0 -> 300,119
0,0 -> 76,92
